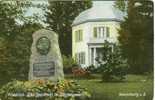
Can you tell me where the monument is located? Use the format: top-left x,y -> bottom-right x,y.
29,29 -> 64,81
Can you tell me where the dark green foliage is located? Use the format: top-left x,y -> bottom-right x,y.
0,0 -> 32,40
62,55 -> 77,74
45,1 -> 92,56
114,0 -> 126,12
0,23 -> 42,85
86,65 -> 98,74
96,41 -> 128,82
0,0 -> 43,85
117,0 -> 153,74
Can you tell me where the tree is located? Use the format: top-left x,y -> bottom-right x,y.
0,0 -> 36,37
62,55 -> 77,74
116,0 -> 153,74
0,0 -> 42,84
45,1 -> 92,56
96,41 -> 128,82
114,0 -> 127,13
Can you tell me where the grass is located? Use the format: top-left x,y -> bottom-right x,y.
66,74 -> 153,100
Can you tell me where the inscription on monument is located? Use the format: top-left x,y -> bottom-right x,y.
33,62 -> 55,77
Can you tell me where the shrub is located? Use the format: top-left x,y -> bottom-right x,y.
0,80 -> 91,100
62,55 -> 77,74
96,41 -> 129,82
86,65 -> 98,74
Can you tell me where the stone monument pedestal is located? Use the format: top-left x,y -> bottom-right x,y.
29,29 -> 64,81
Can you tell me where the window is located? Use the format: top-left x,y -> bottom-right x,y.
75,30 -> 83,42
81,52 -> 85,64
93,27 -> 104,38
75,52 -> 85,65
93,27 -> 110,38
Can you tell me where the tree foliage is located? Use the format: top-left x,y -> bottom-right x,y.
62,55 -> 77,74
117,0 -> 153,74
45,1 -> 92,56
0,0 -> 41,39
0,0 -> 42,84
114,0 -> 127,12
96,41 -> 128,82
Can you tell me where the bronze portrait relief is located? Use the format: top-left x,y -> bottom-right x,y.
36,37 -> 51,55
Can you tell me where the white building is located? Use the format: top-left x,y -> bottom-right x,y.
72,1 -> 123,67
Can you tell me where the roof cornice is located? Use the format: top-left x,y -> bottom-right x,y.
72,18 -> 122,27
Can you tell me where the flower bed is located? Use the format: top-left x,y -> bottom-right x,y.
0,80 -> 91,100
72,67 -> 90,78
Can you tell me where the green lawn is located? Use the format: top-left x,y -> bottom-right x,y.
66,74 -> 153,100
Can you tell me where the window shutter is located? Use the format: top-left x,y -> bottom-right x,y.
80,30 -> 83,41
83,52 -> 85,64
81,53 -> 83,64
106,27 -> 110,37
94,27 -> 97,38
78,53 -> 80,64
99,27 -> 101,38
75,30 -> 83,42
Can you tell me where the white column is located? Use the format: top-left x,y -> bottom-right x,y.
101,27 -> 103,38
93,47 -> 96,66
104,27 -> 106,38
88,47 -> 92,65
